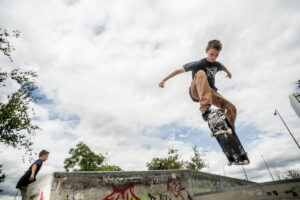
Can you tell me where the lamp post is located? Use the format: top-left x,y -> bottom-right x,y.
261,155 -> 274,181
274,109 -> 300,149
242,165 -> 249,181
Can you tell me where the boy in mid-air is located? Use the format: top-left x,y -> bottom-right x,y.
159,40 -> 237,129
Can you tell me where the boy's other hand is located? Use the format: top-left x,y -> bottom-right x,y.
226,72 -> 232,79
159,80 -> 165,88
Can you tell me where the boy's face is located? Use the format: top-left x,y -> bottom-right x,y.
40,154 -> 49,161
206,48 -> 220,62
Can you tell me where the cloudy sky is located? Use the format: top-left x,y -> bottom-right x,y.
1,0 -> 300,198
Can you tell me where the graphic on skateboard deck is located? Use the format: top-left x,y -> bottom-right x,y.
207,109 -> 250,166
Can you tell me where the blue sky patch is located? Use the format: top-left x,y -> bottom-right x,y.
31,87 -> 54,105
235,124 -> 262,145
52,131 -> 78,140
49,111 -> 80,124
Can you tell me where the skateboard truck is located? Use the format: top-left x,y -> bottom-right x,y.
210,128 -> 232,137
228,157 -> 250,166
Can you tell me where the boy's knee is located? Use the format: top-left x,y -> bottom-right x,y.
225,103 -> 236,113
230,104 -> 237,114
195,70 -> 206,78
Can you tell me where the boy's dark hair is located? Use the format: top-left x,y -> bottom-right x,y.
206,40 -> 222,51
39,150 -> 49,157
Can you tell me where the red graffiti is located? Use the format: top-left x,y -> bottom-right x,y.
103,184 -> 141,200
167,177 -> 185,200
40,192 -> 44,200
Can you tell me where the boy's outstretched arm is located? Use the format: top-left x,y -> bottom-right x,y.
159,68 -> 185,88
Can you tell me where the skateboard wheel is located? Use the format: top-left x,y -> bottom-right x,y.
227,129 -> 232,134
243,160 -> 249,165
210,132 -> 214,137
227,161 -> 231,166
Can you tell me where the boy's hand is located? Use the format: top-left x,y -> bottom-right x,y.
224,68 -> 232,79
226,72 -> 232,79
159,80 -> 165,88
29,175 -> 34,181
158,68 -> 185,88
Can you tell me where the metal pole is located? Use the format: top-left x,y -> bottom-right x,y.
13,191 -> 18,200
242,165 -> 249,181
274,109 -> 300,149
274,166 -> 281,181
261,155 -> 274,181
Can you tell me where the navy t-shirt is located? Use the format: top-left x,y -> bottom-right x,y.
183,58 -> 225,91
16,159 -> 43,188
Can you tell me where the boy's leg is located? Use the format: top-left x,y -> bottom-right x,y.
20,186 -> 27,199
190,70 -> 212,113
211,89 -> 237,129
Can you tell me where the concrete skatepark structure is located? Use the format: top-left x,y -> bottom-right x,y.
23,170 -> 300,200
290,91 -> 300,118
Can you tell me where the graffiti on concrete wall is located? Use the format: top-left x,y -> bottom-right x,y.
103,184 -> 141,200
265,187 -> 298,198
103,176 -> 188,200
193,176 -> 238,191
241,187 -> 264,198
284,187 -> 298,197
103,176 -> 191,200
40,192 -> 44,200
145,176 -> 189,200
166,177 -> 185,200
145,193 -> 172,200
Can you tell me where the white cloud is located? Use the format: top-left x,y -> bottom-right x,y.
1,0 -> 300,197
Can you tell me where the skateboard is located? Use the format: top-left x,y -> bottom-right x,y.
207,109 -> 250,166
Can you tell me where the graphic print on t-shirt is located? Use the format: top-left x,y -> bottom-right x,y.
206,67 -> 218,78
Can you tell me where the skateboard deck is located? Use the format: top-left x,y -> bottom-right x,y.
207,109 -> 250,166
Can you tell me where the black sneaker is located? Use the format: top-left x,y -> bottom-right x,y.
202,107 -> 211,121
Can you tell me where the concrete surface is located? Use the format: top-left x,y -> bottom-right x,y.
23,170 -> 300,200
194,178 -> 300,200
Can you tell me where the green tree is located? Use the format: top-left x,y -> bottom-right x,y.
147,147 -> 207,171
147,148 -> 184,170
0,69 -> 41,153
0,28 -> 41,190
185,146 -> 208,170
98,164 -> 122,171
285,169 -> 300,179
0,28 -> 41,156
0,28 -> 20,61
64,141 -> 122,172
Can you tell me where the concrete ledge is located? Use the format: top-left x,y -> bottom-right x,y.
194,178 -> 300,200
25,170 -> 252,200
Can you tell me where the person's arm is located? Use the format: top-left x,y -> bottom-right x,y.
29,164 -> 37,181
224,67 -> 232,79
159,68 -> 185,88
